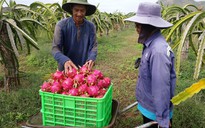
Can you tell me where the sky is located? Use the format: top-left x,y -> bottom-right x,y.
6,0 -> 205,14
6,0 -> 158,14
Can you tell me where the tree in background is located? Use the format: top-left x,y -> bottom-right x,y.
0,0 -> 46,91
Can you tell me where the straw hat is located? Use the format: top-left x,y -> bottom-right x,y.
125,2 -> 172,28
62,0 -> 97,16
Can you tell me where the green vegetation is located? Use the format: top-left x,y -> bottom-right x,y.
0,28 -> 205,128
1,0 -> 205,127
0,0 -> 130,89
159,0 -> 205,7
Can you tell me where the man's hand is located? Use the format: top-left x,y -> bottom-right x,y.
84,60 -> 94,70
64,60 -> 78,74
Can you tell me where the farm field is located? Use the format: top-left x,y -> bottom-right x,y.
1,0 -> 205,127
0,27 -> 205,128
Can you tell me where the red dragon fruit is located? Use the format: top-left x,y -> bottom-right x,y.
62,77 -> 73,91
52,70 -> 64,81
68,88 -> 79,96
87,85 -> 99,97
41,82 -> 51,92
74,74 -> 84,84
51,81 -> 62,93
103,77 -> 111,88
66,68 -> 77,78
87,74 -> 97,85
93,69 -> 103,79
78,84 -> 88,94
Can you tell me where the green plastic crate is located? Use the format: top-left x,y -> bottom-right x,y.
39,84 -> 113,128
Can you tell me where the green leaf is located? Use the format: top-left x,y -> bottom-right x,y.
165,11 -> 200,42
16,29 -> 25,49
188,34 -> 197,56
183,4 -> 199,12
0,0 -> 5,18
163,5 -> 186,18
175,12 -> 205,78
0,36 -> 12,51
6,23 -> 19,57
171,78 -> 205,105
13,4 -> 39,15
0,20 -> 3,30
175,12 -> 203,77
5,19 -> 39,50
62,0 -> 67,5
30,2 -> 58,22
19,17 -> 48,31
49,3 -> 63,12
0,55 -> 2,63
193,31 -> 205,79
13,3 -> 29,8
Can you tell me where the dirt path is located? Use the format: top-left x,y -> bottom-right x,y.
95,28 -> 143,127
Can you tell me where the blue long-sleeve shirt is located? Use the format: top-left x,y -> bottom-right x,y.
52,17 -> 97,70
136,31 -> 176,127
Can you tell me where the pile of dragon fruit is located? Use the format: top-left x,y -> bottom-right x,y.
40,65 -> 111,98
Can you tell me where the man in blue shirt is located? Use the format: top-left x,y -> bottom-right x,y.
125,2 -> 176,128
52,0 -> 97,74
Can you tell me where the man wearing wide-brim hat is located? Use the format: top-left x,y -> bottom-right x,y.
52,0 -> 98,74
125,2 -> 176,128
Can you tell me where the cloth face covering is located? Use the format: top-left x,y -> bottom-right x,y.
138,24 -> 158,44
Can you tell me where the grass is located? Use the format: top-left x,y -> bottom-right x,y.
0,28 -> 205,128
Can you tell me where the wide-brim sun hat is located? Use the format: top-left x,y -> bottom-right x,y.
62,0 -> 96,16
125,2 -> 173,28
